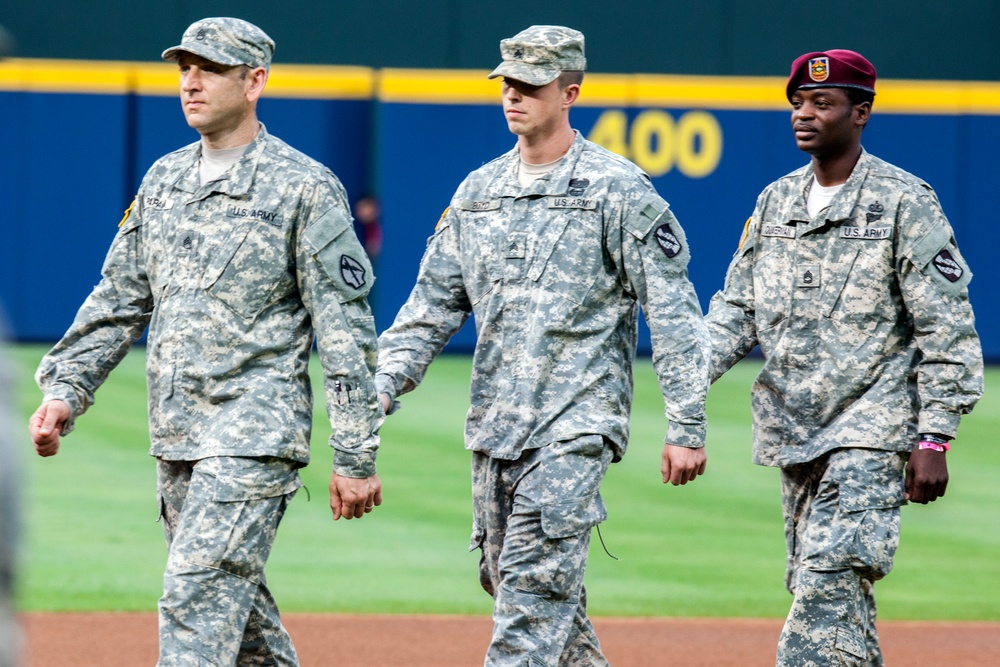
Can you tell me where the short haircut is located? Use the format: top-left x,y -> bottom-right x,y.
845,87 -> 875,108
558,70 -> 585,88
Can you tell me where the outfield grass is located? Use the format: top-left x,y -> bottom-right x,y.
7,343 -> 999,620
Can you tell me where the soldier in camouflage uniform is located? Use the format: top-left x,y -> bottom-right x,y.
28,18 -> 384,666
376,25 -> 709,666
705,50 -> 983,666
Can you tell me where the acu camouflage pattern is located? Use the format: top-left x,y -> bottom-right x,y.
157,456 -> 300,665
377,132 -> 709,461
778,448 -> 906,666
472,436 -> 612,666
488,25 -> 586,86
36,125 -> 383,477
378,131 -> 706,664
705,150 -> 983,467
162,17 -> 275,70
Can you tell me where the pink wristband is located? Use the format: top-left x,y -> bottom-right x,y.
918,440 -> 951,452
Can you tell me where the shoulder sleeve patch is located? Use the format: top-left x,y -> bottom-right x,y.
932,249 -> 964,283
653,222 -> 683,258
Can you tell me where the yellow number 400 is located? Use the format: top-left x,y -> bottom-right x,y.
587,109 -> 723,178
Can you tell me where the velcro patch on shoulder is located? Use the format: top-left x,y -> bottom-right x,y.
303,207 -> 373,301
623,196 -> 667,240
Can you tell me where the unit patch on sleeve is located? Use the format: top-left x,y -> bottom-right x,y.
932,249 -> 963,283
655,223 -> 682,258
340,254 -> 367,289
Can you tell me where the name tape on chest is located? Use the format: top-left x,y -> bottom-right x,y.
144,196 -> 173,210
548,197 -> 597,210
457,199 -> 501,212
762,224 -> 796,239
840,226 -> 893,240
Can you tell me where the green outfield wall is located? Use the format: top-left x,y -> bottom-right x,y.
1,1 -> 998,80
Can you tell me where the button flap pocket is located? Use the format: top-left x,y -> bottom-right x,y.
540,492 -> 607,540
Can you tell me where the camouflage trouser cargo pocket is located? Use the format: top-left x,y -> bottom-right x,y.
540,492 -> 607,540
835,625 -> 867,663
800,448 -> 906,580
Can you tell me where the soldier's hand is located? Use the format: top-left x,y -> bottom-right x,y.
661,443 -> 706,486
29,400 -> 70,457
378,393 -> 391,414
329,472 -> 382,520
905,447 -> 948,504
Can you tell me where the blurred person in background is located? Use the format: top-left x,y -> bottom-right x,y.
1,23 -> 23,667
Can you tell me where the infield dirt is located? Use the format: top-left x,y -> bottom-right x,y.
21,612 -> 1000,665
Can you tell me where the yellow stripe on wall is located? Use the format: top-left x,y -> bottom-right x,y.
3,58 -> 1000,115
131,62 -> 375,98
0,59 -> 133,93
0,59 -> 375,100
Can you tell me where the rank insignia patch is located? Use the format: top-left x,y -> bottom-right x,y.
655,223 -> 682,258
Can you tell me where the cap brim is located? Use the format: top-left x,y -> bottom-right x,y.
161,44 -> 244,66
487,61 -> 560,86
792,82 -> 877,98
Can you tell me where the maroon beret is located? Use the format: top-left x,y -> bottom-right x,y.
786,49 -> 876,101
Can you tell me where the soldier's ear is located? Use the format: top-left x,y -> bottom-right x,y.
854,101 -> 871,128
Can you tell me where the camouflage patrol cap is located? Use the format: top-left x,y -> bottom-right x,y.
162,17 -> 274,70
488,25 -> 586,86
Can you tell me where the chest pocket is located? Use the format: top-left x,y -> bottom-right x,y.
751,234 -> 796,334
203,220 -> 291,322
823,224 -> 897,335
527,197 -> 603,305
454,199 -> 503,306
